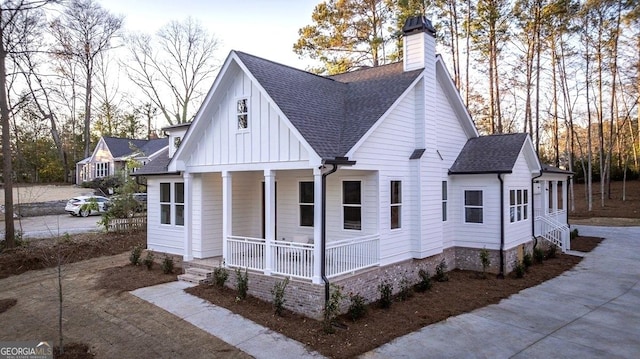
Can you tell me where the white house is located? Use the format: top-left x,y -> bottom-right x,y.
135,16 -> 571,319
76,136 -> 168,184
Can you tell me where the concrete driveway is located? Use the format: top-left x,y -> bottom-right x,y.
1,214 -> 102,240
362,225 -> 640,359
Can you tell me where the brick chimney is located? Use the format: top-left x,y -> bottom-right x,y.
402,16 -> 436,72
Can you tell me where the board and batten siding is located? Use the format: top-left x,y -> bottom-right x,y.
187,66 -> 309,168
503,153 -> 534,250
191,173 -> 223,258
449,174 -> 501,250
146,177 -> 184,256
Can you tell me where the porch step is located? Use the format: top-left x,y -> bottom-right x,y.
177,267 -> 214,284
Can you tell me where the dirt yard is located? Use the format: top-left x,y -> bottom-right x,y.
0,252 -> 250,359
569,180 -> 640,225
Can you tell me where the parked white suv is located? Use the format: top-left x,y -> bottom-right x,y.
65,195 -> 109,217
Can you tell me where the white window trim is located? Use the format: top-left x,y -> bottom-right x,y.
95,162 -> 109,178
463,189 -> 484,224
390,180 -> 402,230
236,96 -> 250,132
442,180 -> 448,222
341,179 -> 363,231
159,181 -> 185,227
509,188 -> 529,223
298,180 -> 314,227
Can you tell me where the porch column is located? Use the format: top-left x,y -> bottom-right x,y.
552,180 -> 558,214
183,172 -> 193,261
222,171 -> 232,263
562,179 -> 568,213
264,169 -> 275,275
312,167 -> 322,284
540,181 -> 547,216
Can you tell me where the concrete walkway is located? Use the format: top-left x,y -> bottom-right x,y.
133,225 -> 640,359
363,225 -> 640,359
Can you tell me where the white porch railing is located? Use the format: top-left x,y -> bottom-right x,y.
225,234 -> 380,280
326,234 -> 380,278
227,236 -> 265,271
534,209 -> 567,224
535,215 -> 570,252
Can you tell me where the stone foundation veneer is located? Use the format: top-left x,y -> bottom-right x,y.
224,241 -> 535,320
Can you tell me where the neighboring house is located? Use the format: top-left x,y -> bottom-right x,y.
76,136 -> 168,184
134,16 -> 572,319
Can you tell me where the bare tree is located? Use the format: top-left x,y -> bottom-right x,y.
123,17 -> 219,125
50,0 -> 123,158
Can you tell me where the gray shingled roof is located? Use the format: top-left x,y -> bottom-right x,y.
132,148 -> 177,176
102,137 -> 167,158
235,51 -> 423,159
449,133 -> 529,174
541,164 -> 573,175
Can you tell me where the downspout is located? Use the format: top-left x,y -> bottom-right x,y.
321,163 -> 338,303
497,173 -> 505,279
531,171 -> 543,248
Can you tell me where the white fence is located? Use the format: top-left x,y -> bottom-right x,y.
225,234 -> 380,280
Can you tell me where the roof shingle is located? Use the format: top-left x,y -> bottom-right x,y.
449,133 -> 529,174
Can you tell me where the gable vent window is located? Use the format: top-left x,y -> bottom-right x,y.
464,190 -> 483,224
237,98 -> 248,130
343,181 -> 362,230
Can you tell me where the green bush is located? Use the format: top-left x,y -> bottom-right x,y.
479,247 -> 491,278
398,273 -> 413,301
270,278 -> 289,316
323,285 -> 344,334
533,247 -> 545,263
415,269 -> 432,292
235,267 -> 249,300
570,228 -> 579,240
143,251 -> 154,270
129,245 -> 142,265
213,264 -> 229,288
546,245 -> 557,259
161,255 -> 174,274
514,260 -> 526,278
377,280 -> 393,309
348,293 -> 367,321
523,252 -> 533,269
435,259 -> 449,282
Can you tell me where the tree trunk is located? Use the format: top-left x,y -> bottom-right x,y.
83,68 -> 92,158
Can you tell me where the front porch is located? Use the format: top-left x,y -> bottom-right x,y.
534,174 -> 571,251
182,167 -> 382,283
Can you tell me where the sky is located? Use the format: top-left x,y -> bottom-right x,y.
99,0 -> 320,69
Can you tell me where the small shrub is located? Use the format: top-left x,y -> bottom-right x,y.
377,280 -> 393,309
415,269 -> 432,292
143,251 -> 154,270
323,285 -> 344,334
348,293 -> 367,321
570,228 -> 579,240
213,263 -> 229,288
235,267 -> 249,300
513,260 -> 526,278
533,247 -> 545,263
397,273 -> 413,301
546,245 -> 557,259
522,252 -> 533,269
161,255 -> 174,274
435,259 -> 449,282
270,278 -> 289,316
479,247 -> 491,278
129,245 -> 142,265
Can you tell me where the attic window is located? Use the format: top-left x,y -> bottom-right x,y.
237,98 -> 248,130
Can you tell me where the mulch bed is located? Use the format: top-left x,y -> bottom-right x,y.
54,343 -> 94,359
0,231 -> 146,279
0,298 -> 17,313
187,251 -> 584,359
95,263 -> 181,292
570,236 -> 603,252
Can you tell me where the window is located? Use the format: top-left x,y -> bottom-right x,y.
160,182 -> 184,226
390,181 -> 401,229
343,181 -> 361,230
173,136 -> 182,149
442,181 -> 448,221
464,190 -> 483,223
299,182 -> 314,227
95,162 -> 109,178
237,98 -> 248,130
510,189 -> 529,223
